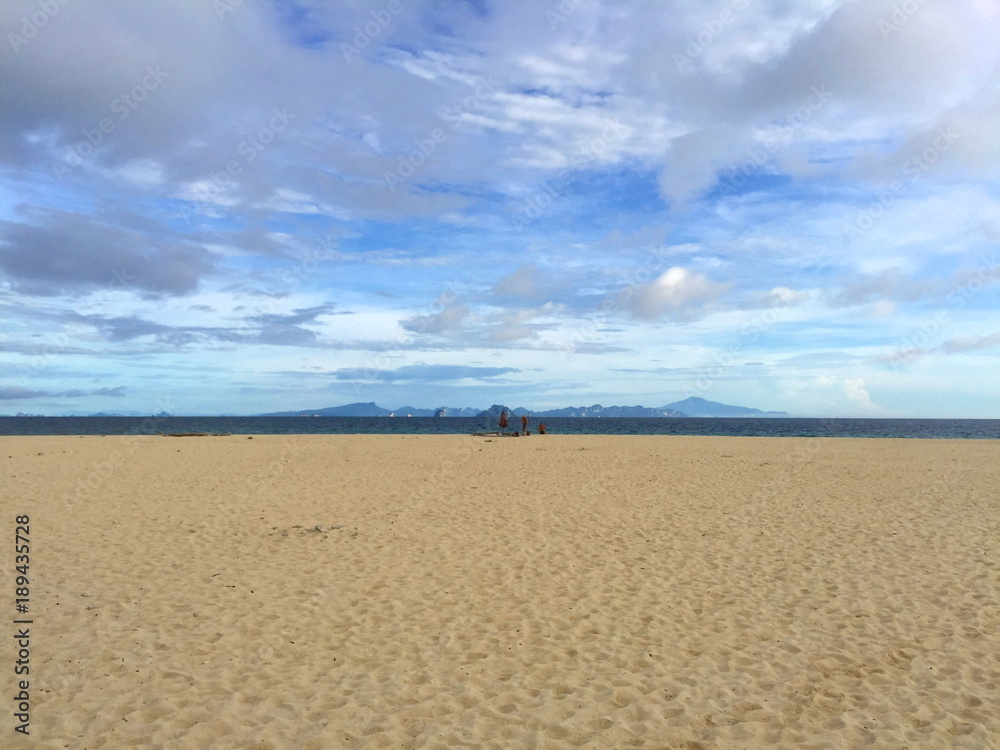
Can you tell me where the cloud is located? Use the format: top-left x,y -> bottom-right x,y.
97,316 -> 173,341
658,127 -> 752,206
248,303 -> 339,345
829,269 -> 937,308
619,267 -> 730,321
741,286 -> 808,309
940,331 -> 1000,354
332,364 -> 518,382
780,352 -> 865,369
0,209 -> 215,297
7,303 -> 341,351
494,264 -> 539,298
257,324 -> 317,346
842,377 -> 876,411
813,375 -> 880,414
875,347 -> 928,366
401,305 -> 471,335
0,385 -> 125,401
485,304 -> 565,343
0,387 -> 48,400
93,386 -> 128,397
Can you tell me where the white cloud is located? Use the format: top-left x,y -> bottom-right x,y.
115,159 -> 165,188
803,375 -> 881,416
622,267 -> 730,321
940,331 -> 1000,354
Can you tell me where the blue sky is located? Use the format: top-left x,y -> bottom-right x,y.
1,0 -> 998,417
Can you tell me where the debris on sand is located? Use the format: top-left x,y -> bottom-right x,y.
159,432 -> 233,437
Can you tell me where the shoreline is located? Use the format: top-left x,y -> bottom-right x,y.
2,415 -> 1000,442
4,435 -> 998,747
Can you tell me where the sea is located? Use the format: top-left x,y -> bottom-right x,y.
1,416 -> 998,439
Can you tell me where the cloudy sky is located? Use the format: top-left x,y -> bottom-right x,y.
2,0 -> 998,417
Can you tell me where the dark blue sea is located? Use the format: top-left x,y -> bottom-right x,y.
1,416 -> 997,439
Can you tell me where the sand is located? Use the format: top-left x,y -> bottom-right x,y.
2,433 -> 998,749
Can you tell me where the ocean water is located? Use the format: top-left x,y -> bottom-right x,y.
1,416 -> 998,439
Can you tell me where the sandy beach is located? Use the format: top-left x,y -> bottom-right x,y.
2,433 -> 998,749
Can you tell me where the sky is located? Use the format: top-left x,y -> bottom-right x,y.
1,0 -> 999,417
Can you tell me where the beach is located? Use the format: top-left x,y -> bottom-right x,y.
3,434 -> 998,749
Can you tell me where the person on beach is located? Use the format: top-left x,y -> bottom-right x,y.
538,423 -> 546,435
521,413 -> 529,435
498,410 -> 509,429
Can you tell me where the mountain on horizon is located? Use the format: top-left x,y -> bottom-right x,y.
660,397 -> 787,418
392,405 -> 481,417
85,410 -> 175,417
260,398 -> 786,419
13,398 -> 787,418
533,404 -> 684,418
262,402 -> 390,417
261,402 -> 480,417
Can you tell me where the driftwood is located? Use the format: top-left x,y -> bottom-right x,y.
159,432 -> 232,437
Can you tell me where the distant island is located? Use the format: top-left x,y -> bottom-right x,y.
3,397 -> 789,419
659,397 -> 788,418
260,403 -> 481,418
259,397 -> 787,419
